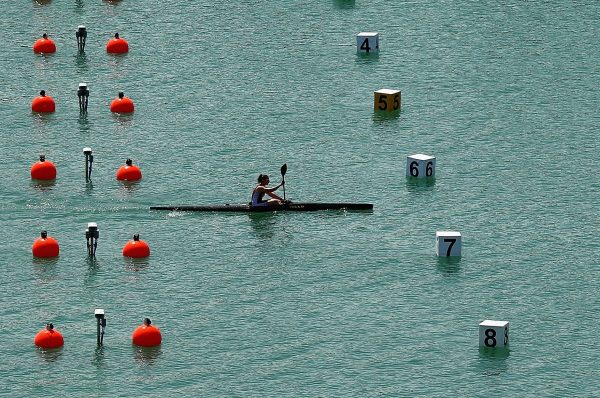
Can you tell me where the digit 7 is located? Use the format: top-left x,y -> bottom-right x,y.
443,238 -> 456,256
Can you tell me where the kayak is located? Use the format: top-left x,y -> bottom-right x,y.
150,202 -> 373,212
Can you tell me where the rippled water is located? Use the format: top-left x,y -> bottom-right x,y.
0,1 -> 599,396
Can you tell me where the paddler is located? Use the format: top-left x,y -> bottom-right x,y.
251,174 -> 285,206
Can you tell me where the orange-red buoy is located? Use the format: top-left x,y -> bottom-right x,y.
32,90 -> 55,113
132,318 -> 162,347
110,91 -> 134,113
31,155 -> 57,180
33,33 -> 56,54
32,230 -> 60,258
34,323 -> 64,349
116,159 -> 142,181
106,33 -> 129,54
123,234 -> 150,258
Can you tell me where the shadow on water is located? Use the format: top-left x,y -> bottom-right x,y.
123,257 -> 150,272
436,256 -> 462,274
84,256 -> 101,285
31,179 -> 56,191
92,345 -> 105,367
371,110 -> 400,125
33,256 -> 59,267
75,53 -> 88,71
247,212 -> 277,240
34,53 -> 55,70
33,257 -> 59,282
405,177 -> 436,193
477,346 -> 510,376
112,112 -> 134,128
84,181 -> 94,194
36,347 -> 63,362
118,180 -> 141,195
333,0 -> 355,9
108,52 -> 129,62
78,113 -> 91,132
32,112 -> 53,129
133,345 -> 161,366
356,52 -> 380,64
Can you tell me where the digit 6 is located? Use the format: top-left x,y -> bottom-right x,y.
426,161 -> 433,177
410,161 -> 419,177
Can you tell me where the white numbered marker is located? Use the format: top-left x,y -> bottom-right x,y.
357,32 -> 379,53
406,154 -> 435,178
436,231 -> 461,257
479,320 -> 509,348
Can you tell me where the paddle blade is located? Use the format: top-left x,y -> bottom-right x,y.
281,163 -> 287,177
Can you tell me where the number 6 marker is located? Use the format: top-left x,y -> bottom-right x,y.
406,154 -> 435,178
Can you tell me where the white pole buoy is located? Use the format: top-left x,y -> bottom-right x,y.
86,222 -> 99,256
78,83 -> 89,113
83,147 -> 93,182
76,25 -> 87,52
95,309 -> 106,345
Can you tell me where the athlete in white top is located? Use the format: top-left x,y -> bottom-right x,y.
251,174 -> 284,206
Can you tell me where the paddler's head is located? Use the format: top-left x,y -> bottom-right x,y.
257,174 -> 270,185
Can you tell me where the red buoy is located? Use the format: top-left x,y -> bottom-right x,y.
34,323 -> 64,349
116,159 -> 142,181
132,318 -> 162,347
31,90 -> 55,113
32,230 -> 60,258
110,92 -> 134,113
31,155 -> 57,180
123,234 -> 150,258
33,33 -> 56,54
106,33 -> 129,54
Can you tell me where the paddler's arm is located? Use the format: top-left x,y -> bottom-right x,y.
267,191 -> 283,201
263,181 -> 284,193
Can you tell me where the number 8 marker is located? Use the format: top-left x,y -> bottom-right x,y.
479,320 -> 509,348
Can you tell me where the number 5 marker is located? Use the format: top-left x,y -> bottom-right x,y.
374,89 -> 401,112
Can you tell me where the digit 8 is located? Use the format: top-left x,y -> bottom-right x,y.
484,328 -> 496,347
